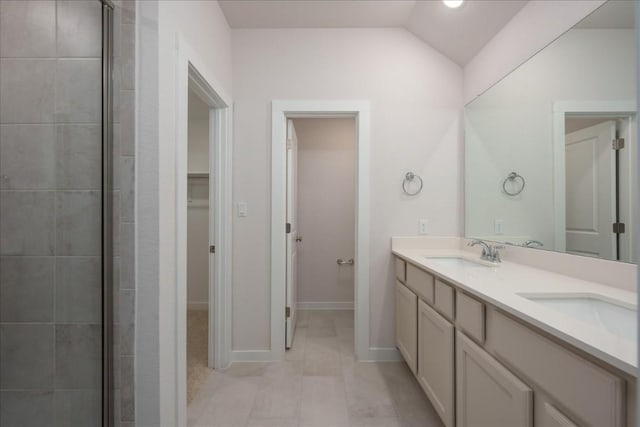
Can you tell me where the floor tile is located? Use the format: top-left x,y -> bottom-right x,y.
192,376 -> 261,427
187,310 -> 441,427
299,376 -> 350,427
250,361 -> 302,419
343,363 -> 397,418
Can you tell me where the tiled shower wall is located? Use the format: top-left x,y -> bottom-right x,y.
0,0 -> 136,425
113,0 -> 136,426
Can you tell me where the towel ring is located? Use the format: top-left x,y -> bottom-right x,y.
402,172 -> 423,196
503,172 -> 525,196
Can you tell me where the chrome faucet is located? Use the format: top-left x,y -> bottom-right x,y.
468,239 -> 504,263
522,240 -> 543,248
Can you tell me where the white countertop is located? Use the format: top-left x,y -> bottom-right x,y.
392,247 -> 637,377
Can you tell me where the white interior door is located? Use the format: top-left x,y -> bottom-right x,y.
565,121 -> 616,259
285,119 -> 298,349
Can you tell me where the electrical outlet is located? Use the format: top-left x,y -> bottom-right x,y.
419,219 -> 429,235
494,219 -> 504,235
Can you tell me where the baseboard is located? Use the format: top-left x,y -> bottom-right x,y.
230,350 -> 274,362
187,301 -> 208,311
357,347 -> 402,362
297,301 -> 354,310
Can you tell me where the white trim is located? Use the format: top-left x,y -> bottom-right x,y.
187,302 -> 209,311
230,350 -> 275,362
358,347 -> 402,362
552,100 -> 636,253
271,100 -> 379,362
175,35 -> 233,426
297,302 -> 355,310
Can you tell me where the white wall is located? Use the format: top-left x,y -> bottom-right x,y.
463,0 -> 605,104
294,118 -> 356,307
465,29 -> 636,248
137,1 -> 232,424
232,28 -> 463,350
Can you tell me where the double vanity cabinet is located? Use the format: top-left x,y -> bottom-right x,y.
394,256 -> 636,427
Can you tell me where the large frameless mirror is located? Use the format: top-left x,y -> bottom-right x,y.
465,0 -> 637,263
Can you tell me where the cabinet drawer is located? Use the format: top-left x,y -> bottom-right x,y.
434,279 -> 455,321
395,257 -> 406,283
456,291 -> 484,343
406,264 -> 434,304
487,309 -> 624,427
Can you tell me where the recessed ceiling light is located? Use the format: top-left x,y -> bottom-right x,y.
443,0 -> 464,8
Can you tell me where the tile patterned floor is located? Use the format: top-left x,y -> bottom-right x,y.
188,310 -> 443,427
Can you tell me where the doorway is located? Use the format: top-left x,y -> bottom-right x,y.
564,114 -> 636,262
175,37 -> 233,424
186,87 -> 212,403
286,118 -> 357,349
271,100 -> 386,362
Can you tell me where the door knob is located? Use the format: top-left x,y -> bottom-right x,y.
295,236 -> 302,242
337,258 -> 354,266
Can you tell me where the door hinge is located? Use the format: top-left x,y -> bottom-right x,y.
209,245 -> 215,253
285,306 -> 291,318
286,223 -> 291,234
613,222 -> 626,234
612,138 -> 625,150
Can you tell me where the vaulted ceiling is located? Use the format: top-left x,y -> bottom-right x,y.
219,0 -> 529,66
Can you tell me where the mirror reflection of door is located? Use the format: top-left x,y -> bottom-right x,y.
565,117 -> 635,261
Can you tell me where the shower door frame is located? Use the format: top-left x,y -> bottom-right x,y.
101,1 -> 115,426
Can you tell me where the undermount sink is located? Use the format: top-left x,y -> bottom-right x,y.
424,257 -> 491,268
519,293 -> 637,341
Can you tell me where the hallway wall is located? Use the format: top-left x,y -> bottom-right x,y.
294,118 -> 356,308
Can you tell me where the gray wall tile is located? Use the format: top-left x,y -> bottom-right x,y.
0,1 -> 56,58
0,257 -> 54,322
0,59 -> 56,124
56,191 -> 101,256
56,124 -> 101,189
120,90 -> 135,155
0,325 -> 54,389
121,356 -> 135,422
56,1 -> 101,58
120,223 -> 135,289
121,24 -> 135,90
55,324 -> 101,389
120,290 -> 135,355
120,156 -> 135,221
54,389 -> 101,427
113,191 -> 121,256
113,124 -> 121,190
0,191 -> 55,256
55,59 -> 101,123
56,257 -> 101,323
0,391 -> 54,427
122,0 -> 135,25
0,125 -> 56,189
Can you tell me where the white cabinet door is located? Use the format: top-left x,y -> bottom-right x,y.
418,300 -> 454,427
395,280 -> 417,374
456,331 -> 533,427
537,401 -> 578,427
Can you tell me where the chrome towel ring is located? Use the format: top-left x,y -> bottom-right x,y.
402,172 -> 423,196
503,172 -> 525,196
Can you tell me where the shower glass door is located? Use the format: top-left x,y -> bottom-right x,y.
0,1 -> 113,425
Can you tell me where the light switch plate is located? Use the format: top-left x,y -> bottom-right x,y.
494,219 -> 504,234
419,219 -> 429,235
238,202 -> 248,217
